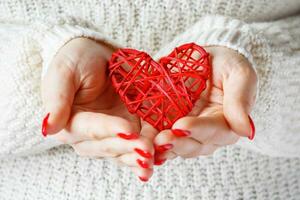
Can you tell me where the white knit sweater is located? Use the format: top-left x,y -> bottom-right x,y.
0,0 -> 300,199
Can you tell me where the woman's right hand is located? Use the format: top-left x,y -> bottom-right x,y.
41,38 -> 154,182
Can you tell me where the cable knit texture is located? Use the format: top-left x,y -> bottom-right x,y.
0,0 -> 299,199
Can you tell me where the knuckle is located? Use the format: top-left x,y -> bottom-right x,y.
174,116 -> 198,130
155,131 -> 174,145
136,137 -> 153,151
100,145 -> 119,157
233,60 -> 257,80
101,145 -> 115,155
115,118 -> 138,133
85,129 -> 97,140
200,136 -> 213,145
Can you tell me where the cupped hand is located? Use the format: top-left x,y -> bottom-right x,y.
41,38 -> 154,181
153,46 -> 257,164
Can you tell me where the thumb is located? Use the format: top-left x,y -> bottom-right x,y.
223,60 -> 257,139
140,120 -> 159,141
41,59 -> 78,136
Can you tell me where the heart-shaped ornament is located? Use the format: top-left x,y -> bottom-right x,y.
109,43 -> 210,131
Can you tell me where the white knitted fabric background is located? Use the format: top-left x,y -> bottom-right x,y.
0,0 -> 299,199
1,145 -> 299,199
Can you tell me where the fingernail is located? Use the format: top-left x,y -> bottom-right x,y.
134,148 -> 152,158
171,129 -> 191,137
138,176 -> 149,182
154,158 -> 166,166
42,113 -> 50,137
117,132 -> 139,140
248,115 -> 255,140
137,159 -> 149,169
154,144 -> 173,153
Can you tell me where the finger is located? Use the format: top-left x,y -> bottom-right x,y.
154,151 -> 177,166
117,153 -> 153,169
130,166 -> 154,182
104,156 -> 154,182
172,115 -> 239,146
223,59 -> 257,138
154,130 -> 218,158
154,129 -> 176,153
154,130 -> 201,156
41,57 -> 77,135
139,120 -> 159,141
171,137 -> 203,156
179,144 -> 219,158
71,137 -> 132,158
54,112 -> 140,144
69,132 -> 154,159
100,156 -> 154,182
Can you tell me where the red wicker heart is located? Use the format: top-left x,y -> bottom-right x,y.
109,43 -> 210,131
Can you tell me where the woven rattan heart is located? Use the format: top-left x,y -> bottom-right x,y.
109,43 -> 210,131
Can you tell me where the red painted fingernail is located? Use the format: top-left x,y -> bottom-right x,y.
171,129 -> 191,137
138,176 -> 149,182
137,159 -> 149,169
117,132 -> 139,140
154,144 -> 173,153
134,148 -> 152,158
248,115 -> 255,140
154,158 -> 166,166
42,113 -> 50,137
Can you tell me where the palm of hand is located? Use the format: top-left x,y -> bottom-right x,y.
42,39 -> 257,181
42,38 -> 141,135
42,38 -> 156,181
150,46 -> 257,161
71,56 -> 140,130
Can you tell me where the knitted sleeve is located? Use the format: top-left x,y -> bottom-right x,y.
1,14 -> 299,158
155,14 -> 300,158
0,16 -> 120,157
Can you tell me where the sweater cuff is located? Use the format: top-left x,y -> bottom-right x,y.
39,24 -> 122,78
154,15 -> 270,99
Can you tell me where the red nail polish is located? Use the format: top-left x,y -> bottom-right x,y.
154,158 -> 166,166
248,115 -> 255,140
171,129 -> 191,137
117,132 -> 139,140
42,113 -> 50,137
154,144 -> 173,153
134,148 -> 152,158
138,176 -> 149,182
137,159 -> 149,169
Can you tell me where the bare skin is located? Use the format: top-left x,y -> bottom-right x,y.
41,38 -> 257,181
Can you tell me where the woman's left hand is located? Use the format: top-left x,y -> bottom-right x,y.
152,46 -> 257,165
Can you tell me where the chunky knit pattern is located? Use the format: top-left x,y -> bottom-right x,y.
0,0 -> 299,199
0,145 -> 300,200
